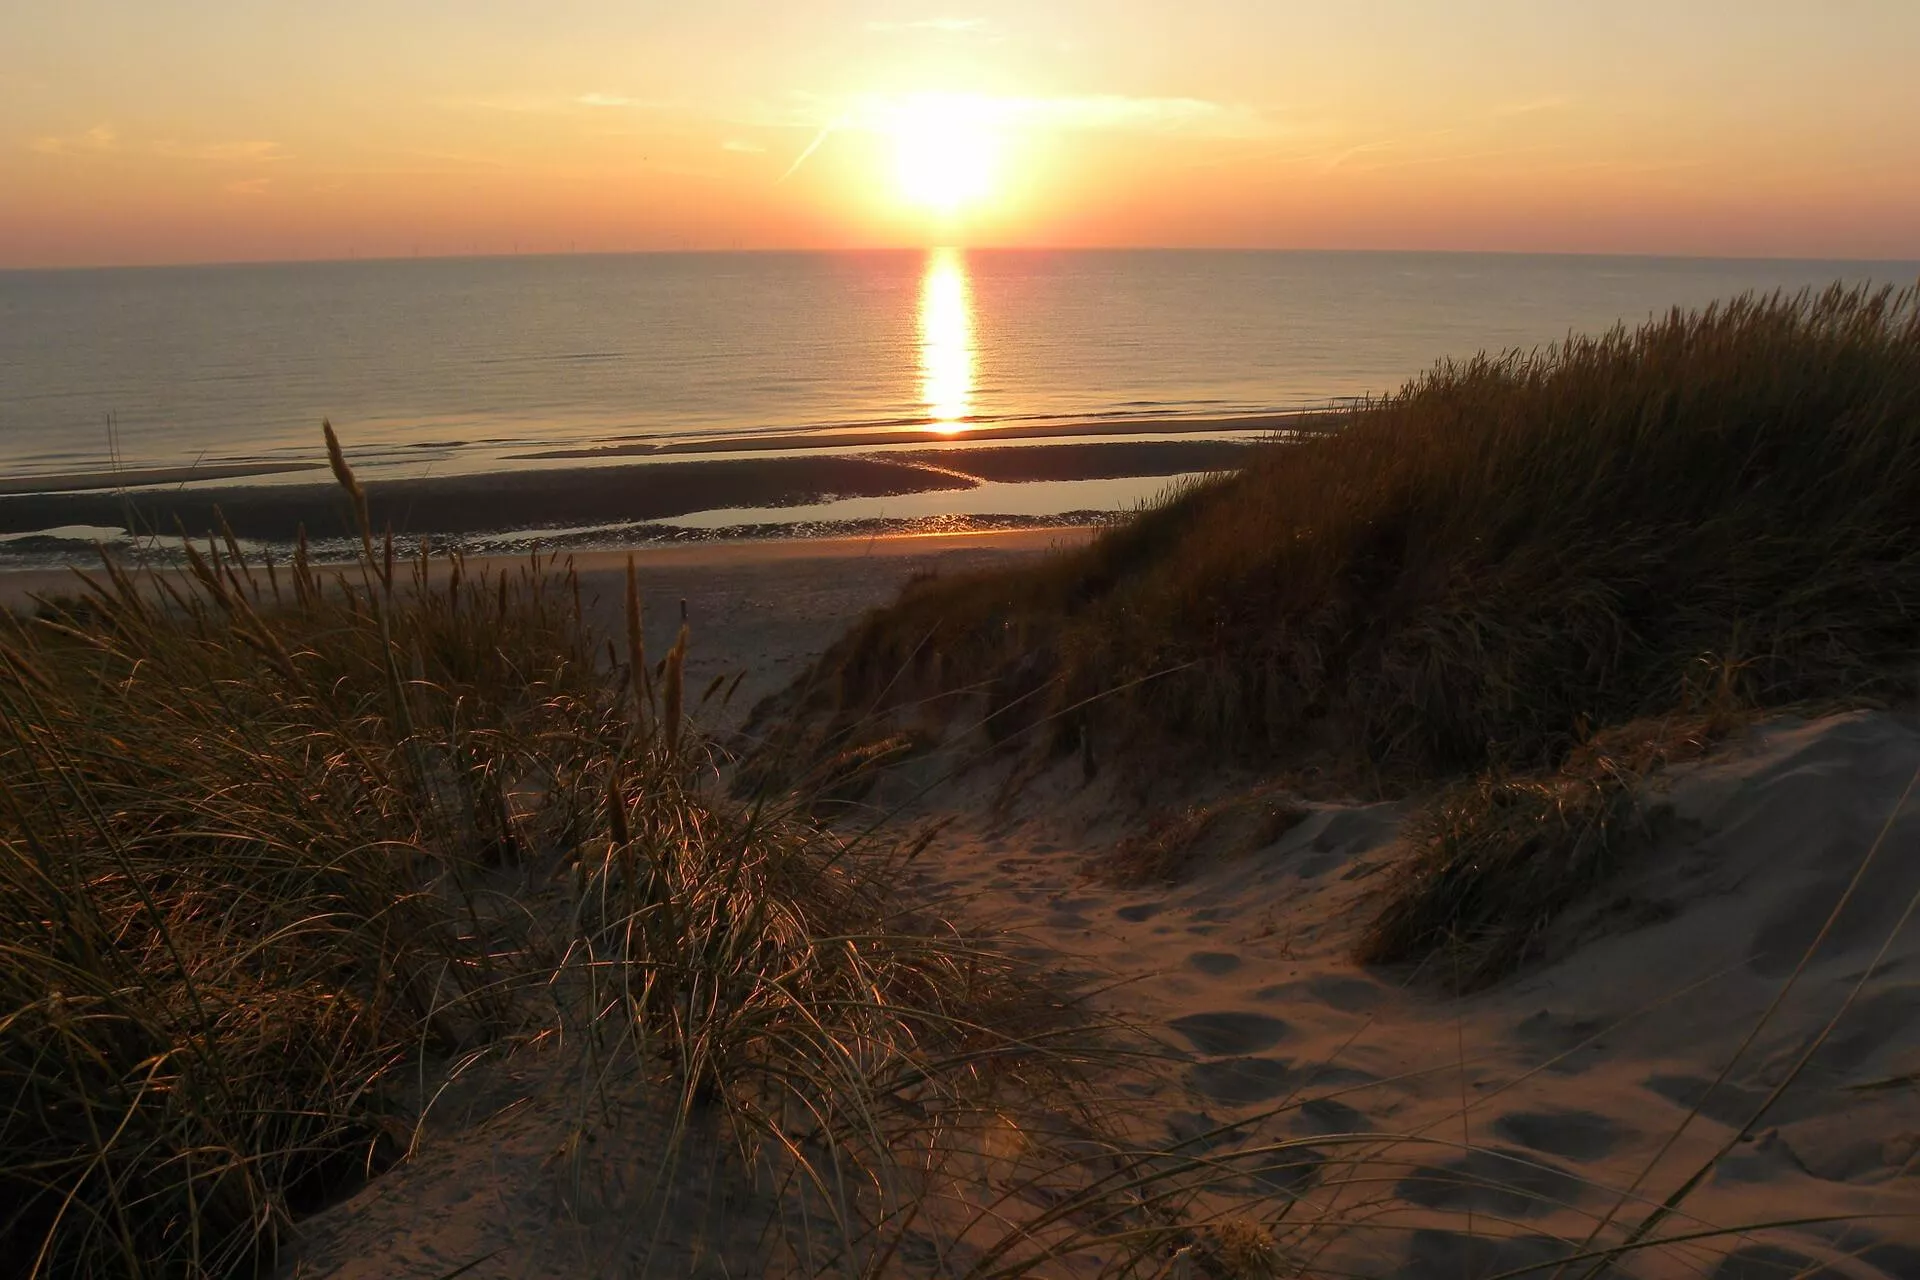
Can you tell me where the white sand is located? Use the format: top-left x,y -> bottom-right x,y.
281,541 -> 1920,1279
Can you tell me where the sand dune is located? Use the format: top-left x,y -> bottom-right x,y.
276,539 -> 1919,1277
891,709 -> 1920,1278
289,702 -> 1920,1277
291,734 -> 1917,1273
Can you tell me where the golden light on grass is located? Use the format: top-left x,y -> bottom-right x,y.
888,93 -> 1001,215
918,246 -> 975,429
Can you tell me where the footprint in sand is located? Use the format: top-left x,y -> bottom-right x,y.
1393,1145 -> 1588,1218
1643,1072 -> 1816,1129
1115,902 -> 1162,922
1163,1109 -> 1239,1152
1254,974 -> 1387,1015
1185,950 -> 1241,976
1185,1057 -> 1293,1105
1512,1008 -> 1609,1073
1395,1230 -> 1575,1280
1395,1229 -> 1575,1280
1492,1108 -> 1629,1161
1226,1144 -> 1324,1194
1292,1096 -> 1370,1136
1167,1010 -> 1290,1055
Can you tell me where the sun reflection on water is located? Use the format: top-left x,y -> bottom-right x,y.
919,247 -> 974,430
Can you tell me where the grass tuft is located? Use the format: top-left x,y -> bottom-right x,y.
0,430 -> 1126,1278
795,283 -> 1920,782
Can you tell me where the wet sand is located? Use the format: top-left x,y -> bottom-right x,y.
514,409 -> 1338,460
0,439 -> 1255,542
0,461 -> 328,496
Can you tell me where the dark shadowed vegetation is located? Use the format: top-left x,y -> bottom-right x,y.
795,284 -> 1920,779
0,446 -> 1125,1278
780,284 -> 1920,982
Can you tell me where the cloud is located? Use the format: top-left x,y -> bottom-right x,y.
439,92 -> 553,113
808,92 -> 1272,140
866,17 -> 988,34
1492,96 -> 1573,118
29,124 -> 118,156
1010,94 -> 1262,136
778,120 -> 843,182
153,139 -> 287,163
577,92 -> 651,109
721,138 -> 767,154
225,176 -> 273,196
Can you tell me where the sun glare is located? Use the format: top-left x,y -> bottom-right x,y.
889,95 -> 1000,215
919,246 -> 975,429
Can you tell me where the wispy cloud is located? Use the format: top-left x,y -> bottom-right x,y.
721,138 -> 767,154
778,119 -> 844,182
1008,94 -> 1263,137
153,139 -> 288,163
865,17 -> 988,34
763,91 -> 1275,140
225,176 -> 273,196
577,92 -> 656,109
1492,95 -> 1573,118
29,124 -> 118,156
438,90 -> 670,115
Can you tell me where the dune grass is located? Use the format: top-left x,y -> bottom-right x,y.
800,283 -> 1920,778
1356,714 -> 1733,989
780,283 -> 1920,987
0,528 -> 591,1276
11,284 -> 1919,1272
0,440 -> 1143,1277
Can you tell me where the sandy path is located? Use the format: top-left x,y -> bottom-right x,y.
566,528 -> 1096,727
186,530 -> 1912,1278
892,712 -> 1920,1278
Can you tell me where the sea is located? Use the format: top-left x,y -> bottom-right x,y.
2,247 -> 1915,499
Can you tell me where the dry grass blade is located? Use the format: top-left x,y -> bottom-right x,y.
0,425 -> 1142,1279
789,283 -> 1920,782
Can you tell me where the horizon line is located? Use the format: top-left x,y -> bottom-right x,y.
8,244 -> 1920,275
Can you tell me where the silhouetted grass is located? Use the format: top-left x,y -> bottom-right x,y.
783,283 -> 1920,986
0,435 -> 1119,1277
798,283 -> 1920,778
1,525 -> 599,1275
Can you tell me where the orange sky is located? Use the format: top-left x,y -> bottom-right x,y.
5,2 -> 1920,267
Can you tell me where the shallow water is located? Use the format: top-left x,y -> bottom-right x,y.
4,249 -> 1911,484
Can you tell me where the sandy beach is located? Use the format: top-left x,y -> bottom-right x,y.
256,533 -> 1920,1280
7,512 -> 1917,1277
0,528 -> 1100,728
10,4 -> 1917,1272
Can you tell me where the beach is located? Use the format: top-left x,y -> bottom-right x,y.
7,283 -> 1920,1279
9,1 -> 1920,1271
0,434 -> 1256,553
7,473 -> 1919,1277
260,531 -> 1920,1280
0,527 -> 1099,729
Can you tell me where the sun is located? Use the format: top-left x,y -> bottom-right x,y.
887,94 -> 1000,215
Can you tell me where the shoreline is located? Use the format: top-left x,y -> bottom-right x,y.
0,438 -> 1255,544
512,409 -> 1339,461
0,525 -> 1101,606
0,410 -> 1325,498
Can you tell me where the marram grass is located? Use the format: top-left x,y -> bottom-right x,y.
0,446 -> 1113,1277
799,282 -> 1920,779
777,281 -> 1920,991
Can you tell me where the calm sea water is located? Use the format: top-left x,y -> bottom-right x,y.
1,249 -> 1915,483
